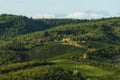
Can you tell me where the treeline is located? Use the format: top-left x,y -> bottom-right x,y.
87,47 -> 120,61
0,60 -> 53,74
0,14 -> 89,40
0,14 -> 120,42
68,46 -> 120,62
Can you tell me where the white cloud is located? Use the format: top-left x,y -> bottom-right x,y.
64,12 -> 105,19
32,14 -> 56,19
31,12 -> 109,19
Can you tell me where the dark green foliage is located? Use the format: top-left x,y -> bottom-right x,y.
0,50 -> 21,65
88,47 -> 120,61
0,14 -> 48,40
39,67 -> 73,80
0,14 -> 89,40
1,41 -> 26,51
0,65 -> 86,80
0,60 -> 53,74
20,43 -> 80,60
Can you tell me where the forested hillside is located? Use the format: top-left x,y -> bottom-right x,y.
0,14 -> 120,80
0,14 -> 89,40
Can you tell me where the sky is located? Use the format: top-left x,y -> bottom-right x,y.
0,0 -> 120,19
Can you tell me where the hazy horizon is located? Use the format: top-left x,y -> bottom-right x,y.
0,0 -> 120,19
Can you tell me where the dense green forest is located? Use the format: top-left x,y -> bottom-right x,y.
0,14 -> 120,80
0,14 -> 89,40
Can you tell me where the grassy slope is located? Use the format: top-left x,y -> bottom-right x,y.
52,59 -> 120,80
0,58 -> 118,80
51,59 -> 113,77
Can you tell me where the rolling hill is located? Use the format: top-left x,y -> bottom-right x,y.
0,14 -> 120,80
